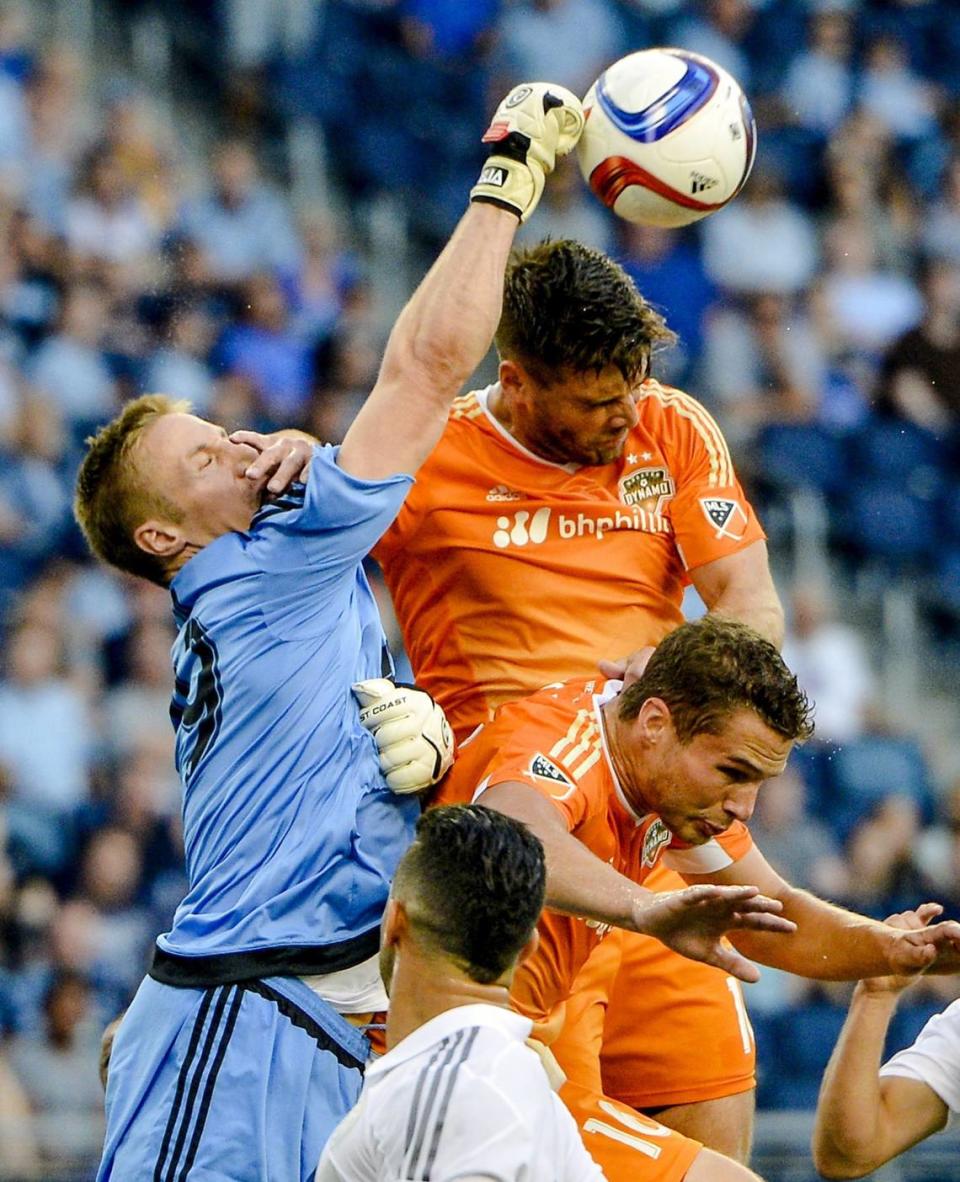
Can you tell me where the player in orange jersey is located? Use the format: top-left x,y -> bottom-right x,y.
373,238 -> 783,1160
437,618 -> 960,1182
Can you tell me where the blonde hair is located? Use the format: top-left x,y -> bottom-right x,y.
74,394 -> 190,585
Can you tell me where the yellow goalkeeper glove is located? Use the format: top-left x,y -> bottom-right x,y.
470,82 -> 585,222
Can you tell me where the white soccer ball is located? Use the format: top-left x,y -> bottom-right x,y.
577,47 -> 757,228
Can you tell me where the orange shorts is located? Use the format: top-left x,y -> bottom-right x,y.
561,1077 -> 703,1182
558,863 -> 757,1111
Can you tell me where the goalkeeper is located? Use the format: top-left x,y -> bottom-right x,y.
75,84 -> 584,1182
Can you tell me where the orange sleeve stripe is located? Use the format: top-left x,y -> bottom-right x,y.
641,381 -> 734,488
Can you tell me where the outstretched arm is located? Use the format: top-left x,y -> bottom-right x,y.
813,906 -> 950,1179
687,845 -> 960,977
479,780 -> 794,984
338,85 -> 584,482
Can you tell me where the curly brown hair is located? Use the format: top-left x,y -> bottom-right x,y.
494,239 -> 676,387
619,617 -> 815,744
74,394 -> 189,586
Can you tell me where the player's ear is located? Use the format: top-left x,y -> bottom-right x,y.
498,359 -> 527,399
636,696 -> 671,744
134,519 -> 186,561
381,897 -> 407,949
517,927 -> 540,967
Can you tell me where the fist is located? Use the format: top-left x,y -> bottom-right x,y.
353,679 -> 454,795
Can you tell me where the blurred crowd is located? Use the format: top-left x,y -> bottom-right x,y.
1,0 -> 960,1175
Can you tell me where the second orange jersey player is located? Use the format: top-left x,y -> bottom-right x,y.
375,240 -> 783,1160
434,621 -> 813,1182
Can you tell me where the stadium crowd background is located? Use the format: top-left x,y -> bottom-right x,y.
1,0 -> 960,1177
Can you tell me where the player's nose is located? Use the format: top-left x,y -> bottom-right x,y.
724,785 -> 759,824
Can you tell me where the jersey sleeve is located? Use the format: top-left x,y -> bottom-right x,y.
250,444 -> 413,582
654,384 -> 765,572
476,721 -> 592,832
880,1000 -> 960,1126
661,820 -> 754,876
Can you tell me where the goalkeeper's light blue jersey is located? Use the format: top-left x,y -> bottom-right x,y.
151,445 -> 419,986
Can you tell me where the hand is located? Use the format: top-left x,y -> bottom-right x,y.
230,430 -> 315,495
883,911 -> 960,978
470,82 -> 585,222
861,904 -> 944,995
634,883 -> 796,984
353,678 -> 454,795
598,646 -> 654,689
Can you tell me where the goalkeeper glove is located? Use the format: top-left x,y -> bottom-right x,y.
470,82 -> 585,222
353,678 -> 454,795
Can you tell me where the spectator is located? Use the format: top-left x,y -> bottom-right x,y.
496,0 -> 623,98
747,767 -> 849,900
64,145 -> 157,268
517,156 -> 613,254
103,620 -> 176,758
178,140 -> 301,283
26,280 -> 116,427
921,154 -> 960,265
5,971 -> 105,1174
858,33 -> 938,144
671,0 -> 754,91
846,795 -> 926,916
780,8 -> 854,138
618,222 -> 715,383
218,271 -> 314,421
877,255 -> 960,430
0,621 -> 93,813
143,302 -> 216,414
818,217 -> 923,355
701,292 -> 823,445
701,168 -> 819,296
782,583 -> 873,745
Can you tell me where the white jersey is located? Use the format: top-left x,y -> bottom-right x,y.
315,1003 -> 603,1182
880,998 -> 960,1127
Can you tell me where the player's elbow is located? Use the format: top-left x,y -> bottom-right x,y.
812,1133 -> 882,1179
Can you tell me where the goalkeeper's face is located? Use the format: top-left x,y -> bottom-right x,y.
134,412 -> 265,554
510,363 -> 642,466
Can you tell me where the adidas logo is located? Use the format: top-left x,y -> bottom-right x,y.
690,171 -> 719,195
486,485 -> 523,502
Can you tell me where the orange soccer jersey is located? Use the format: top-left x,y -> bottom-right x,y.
374,379 -> 764,743
437,677 -> 754,1036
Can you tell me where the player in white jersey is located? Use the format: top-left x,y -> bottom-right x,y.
316,805 -> 603,1182
814,902 -> 960,1177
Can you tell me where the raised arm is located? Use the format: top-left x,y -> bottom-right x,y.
690,541 -> 784,648
478,780 -> 795,984
812,905 -> 950,1179
338,85 -> 584,482
686,845 -> 960,977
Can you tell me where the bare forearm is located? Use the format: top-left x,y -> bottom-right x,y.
386,203 -> 515,392
479,783 -> 653,931
813,986 -> 899,1177
340,203 -> 517,478
729,885 -> 894,978
709,595 -> 784,649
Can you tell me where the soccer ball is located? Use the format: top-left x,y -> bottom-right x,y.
577,48 -> 757,228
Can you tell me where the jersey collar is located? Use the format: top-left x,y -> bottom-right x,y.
475,384 -> 580,474
367,1003 -> 532,1078
593,681 -> 647,826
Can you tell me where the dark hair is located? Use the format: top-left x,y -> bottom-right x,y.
396,805 -> 546,985
495,239 -> 675,387
74,394 -> 189,586
619,617 -> 815,744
